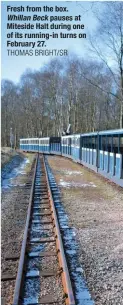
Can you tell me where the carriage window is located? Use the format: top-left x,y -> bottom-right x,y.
120,135 -> 123,154
68,138 -> 70,145
113,136 -> 120,153
75,137 -> 78,146
77,138 -> 79,146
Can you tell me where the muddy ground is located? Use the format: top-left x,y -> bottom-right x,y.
1,153 -> 35,305
47,155 -> 123,305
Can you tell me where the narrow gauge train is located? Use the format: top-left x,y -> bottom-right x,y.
20,129 -> 123,187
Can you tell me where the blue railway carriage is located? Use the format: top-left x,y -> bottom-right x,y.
71,134 -> 81,162
80,129 -> 123,187
20,128 -> 123,187
20,138 -> 27,151
80,132 -> 98,170
20,138 -> 39,152
39,137 -> 50,153
50,137 -> 61,155
61,135 -> 72,157
98,129 -> 123,183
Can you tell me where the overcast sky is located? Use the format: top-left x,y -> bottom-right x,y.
2,1 -> 99,83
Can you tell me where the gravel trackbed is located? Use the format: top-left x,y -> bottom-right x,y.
47,155 -> 123,305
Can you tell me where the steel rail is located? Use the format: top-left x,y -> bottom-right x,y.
13,154 -> 38,305
43,155 -> 75,305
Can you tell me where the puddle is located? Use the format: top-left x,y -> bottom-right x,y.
1,155 -> 30,190
59,179 -> 96,188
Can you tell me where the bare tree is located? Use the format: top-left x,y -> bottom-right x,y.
89,2 -> 123,127
1,55 -> 121,147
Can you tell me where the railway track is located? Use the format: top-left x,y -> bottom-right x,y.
2,154 -> 75,305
